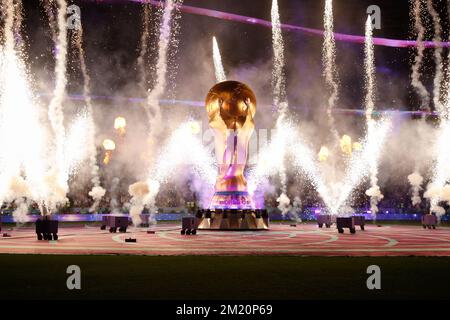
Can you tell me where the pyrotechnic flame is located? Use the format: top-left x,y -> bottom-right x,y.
340,134 -> 352,155
114,116 -> 127,136
318,146 -> 329,162
103,139 -> 116,151
352,142 -> 362,151
102,139 -> 116,165
103,152 -> 112,165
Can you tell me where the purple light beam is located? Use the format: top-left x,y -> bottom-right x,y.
37,92 -> 439,117
117,0 -> 450,48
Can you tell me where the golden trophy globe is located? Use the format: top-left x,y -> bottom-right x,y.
197,81 -> 268,230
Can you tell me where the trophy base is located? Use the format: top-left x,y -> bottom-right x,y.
196,208 -> 269,230
208,191 -> 254,210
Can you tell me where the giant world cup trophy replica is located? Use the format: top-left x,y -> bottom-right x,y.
197,81 -> 269,230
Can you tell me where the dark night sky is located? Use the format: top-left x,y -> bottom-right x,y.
17,0 -> 450,113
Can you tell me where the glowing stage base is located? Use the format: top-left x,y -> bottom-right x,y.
197,192 -> 269,230
208,191 -> 254,210
196,210 -> 269,230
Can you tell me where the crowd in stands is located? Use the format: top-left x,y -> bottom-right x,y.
0,179 -> 446,215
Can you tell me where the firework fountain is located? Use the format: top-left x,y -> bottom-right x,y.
43,0 -> 94,213
0,0 -> 87,221
411,0 -> 430,112
137,2 -> 152,91
322,0 -> 339,139
425,74 -> 450,217
406,0 -> 440,204
427,0 -> 444,114
271,0 -> 291,218
39,0 -> 57,43
247,0 -> 391,219
0,0 -> 48,222
145,0 -> 180,140
363,16 -> 386,216
411,0 -> 449,217
212,36 -> 226,83
70,17 -> 106,212
246,0 -> 317,219
45,0 -> 70,211
127,0 -> 214,226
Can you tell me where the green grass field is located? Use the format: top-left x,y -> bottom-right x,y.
0,254 -> 449,300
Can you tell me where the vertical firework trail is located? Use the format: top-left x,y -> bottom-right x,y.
364,17 -> 376,120
407,0 -> 442,207
0,0 -> 48,222
418,0 -> 450,218
128,0 -> 184,226
271,0 -> 286,116
426,115 -> 450,217
146,0 -> 182,155
249,0 -> 336,216
71,21 -> 106,212
137,3 -> 152,91
364,16 -> 384,216
12,0 -> 23,48
212,36 -> 226,82
39,0 -> 58,43
411,0 -> 430,112
427,0 -> 444,114
45,0 -> 69,212
271,0 -> 291,216
322,0 -> 339,139
426,52 -> 450,217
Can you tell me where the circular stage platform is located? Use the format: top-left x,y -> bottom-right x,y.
0,223 -> 449,256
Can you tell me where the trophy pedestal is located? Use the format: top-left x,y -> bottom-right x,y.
196,207 -> 269,230
209,191 -> 254,210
